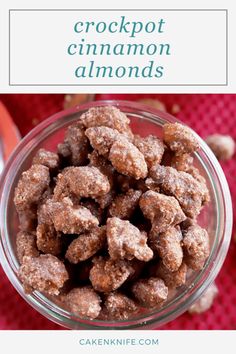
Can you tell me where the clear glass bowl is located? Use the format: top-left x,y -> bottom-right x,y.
0,100 -> 232,329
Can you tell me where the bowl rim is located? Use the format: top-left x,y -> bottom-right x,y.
0,99 -> 233,329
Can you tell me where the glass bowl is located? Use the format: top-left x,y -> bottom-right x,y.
0,100 -> 232,329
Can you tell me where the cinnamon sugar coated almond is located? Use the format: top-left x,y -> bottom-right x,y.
65,226 -> 106,263
205,134 -> 235,160
89,257 -> 134,293
132,277 -> 168,308
19,255 -> 69,295
107,217 -> 153,262
104,292 -> 138,320
65,286 -> 101,319
188,282 -> 218,314
109,138 -> 148,180
16,231 -> 39,264
14,105 -> 212,321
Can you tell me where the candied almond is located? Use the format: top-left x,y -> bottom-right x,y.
205,134 -> 235,161
65,286 -> 101,319
163,122 -> 199,155
188,282 -> 218,314
104,292 -> 138,320
19,254 -> 69,295
155,261 -> 187,289
52,198 -> 99,234
107,217 -> 153,262
186,166 -> 210,205
171,153 -> 193,172
150,226 -> 183,272
85,126 -> 120,157
65,226 -> 106,263
36,224 -> 62,256
37,198 -> 57,225
149,165 -> 209,218
32,148 -> 59,170
53,166 -> 110,201
89,256 -> 133,293
133,134 -> 165,168
80,106 -> 132,139
16,231 -> 39,264
139,191 -> 186,234
183,224 -> 210,270
64,121 -> 89,166
109,138 -> 148,180
14,164 -> 50,212
132,277 -> 168,308
108,189 -> 142,219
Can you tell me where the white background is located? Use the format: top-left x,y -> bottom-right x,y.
0,0 -> 236,93
0,330 -> 235,354
9,10 -> 226,86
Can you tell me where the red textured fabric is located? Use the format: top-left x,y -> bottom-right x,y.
0,93 -> 235,330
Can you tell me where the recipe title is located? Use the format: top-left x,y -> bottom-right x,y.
67,16 -> 171,80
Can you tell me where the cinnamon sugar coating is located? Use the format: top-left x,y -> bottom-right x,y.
80,106 -> 133,139
53,166 -> 110,201
65,226 -> 106,263
85,126 -> 120,157
134,134 -> 165,168
19,254 -> 69,295
108,189 -> 142,219
132,277 -> 168,308
37,198 -> 55,225
155,261 -> 187,288
89,256 -> 134,292
32,148 -> 59,170
183,224 -> 210,270
171,153 -> 193,172
150,226 -> 183,272
104,292 -> 138,320
188,282 -> 218,314
65,286 -> 101,319
14,164 -> 50,212
51,198 -> 99,234
145,178 -> 160,193
109,138 -> 148,180
64,121 -> 89,165
107,217 -> 153,262
149,165 -> 209,218
36,224 -> 62,255
163,122 -> 199,155
205,134 -> 235,161
139,191 -> 186,234
187,166 -> 210,205
16,231 -> 39,264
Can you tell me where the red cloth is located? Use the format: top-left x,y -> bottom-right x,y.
0,93 -> 235,330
